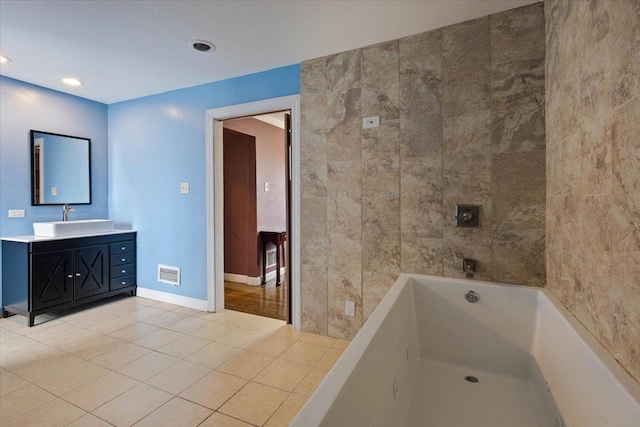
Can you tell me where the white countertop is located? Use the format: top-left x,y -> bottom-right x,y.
1,229 -> 136,243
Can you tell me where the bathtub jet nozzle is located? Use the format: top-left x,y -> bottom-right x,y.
465,290 -> 479,303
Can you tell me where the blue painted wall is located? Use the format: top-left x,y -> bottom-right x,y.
108,65 -> 300,301
0,76 -> 109,306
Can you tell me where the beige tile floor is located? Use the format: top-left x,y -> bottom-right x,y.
0,295 -> 349,426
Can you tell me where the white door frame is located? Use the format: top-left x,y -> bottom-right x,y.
205,95 -> 301,329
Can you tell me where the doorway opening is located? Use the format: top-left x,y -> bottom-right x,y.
205,95 -> 301,329
222,112 -> 290,321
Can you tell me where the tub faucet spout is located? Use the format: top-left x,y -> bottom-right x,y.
463,258 -> 477,279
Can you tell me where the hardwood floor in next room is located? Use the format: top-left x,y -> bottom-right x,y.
224,279 -> 287,321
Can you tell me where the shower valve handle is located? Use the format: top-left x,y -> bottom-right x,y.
454,210 -> 475,222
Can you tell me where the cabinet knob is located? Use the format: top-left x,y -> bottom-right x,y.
121,281 -> 126,285
67,274 -> 73,279
121,258 -> 126,262
121,247 -> 126,250
121,270 -> 126,273
76,273 -> 81,277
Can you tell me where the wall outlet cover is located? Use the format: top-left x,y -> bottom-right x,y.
345,300 -> 355,317
180,182 -> 190,194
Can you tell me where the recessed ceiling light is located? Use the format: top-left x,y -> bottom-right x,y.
62,77 -> 83,87
0,55 -> 11,64
190,39 -> 216,53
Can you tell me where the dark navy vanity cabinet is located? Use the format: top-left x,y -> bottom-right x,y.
2,231 -> 136,326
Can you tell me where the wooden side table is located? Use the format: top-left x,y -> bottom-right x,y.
259,230 -> 286,286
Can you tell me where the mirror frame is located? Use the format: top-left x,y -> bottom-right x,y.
30,130 -> 92,206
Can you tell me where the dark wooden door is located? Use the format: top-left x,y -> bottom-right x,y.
74,245 -> 109,299
31,250 -> 74,310
223,128 -> 258,277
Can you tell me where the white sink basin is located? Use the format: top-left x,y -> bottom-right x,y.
33,219 -> 114,237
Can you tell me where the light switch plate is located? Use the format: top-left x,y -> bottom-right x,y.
8,209 -> 25,218
51,187 -> 57,196
264,182 -> 269,192
180,182 -> 189,194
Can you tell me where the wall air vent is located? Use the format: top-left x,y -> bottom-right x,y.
158,264 -> 180,286
266,248 -> 277,268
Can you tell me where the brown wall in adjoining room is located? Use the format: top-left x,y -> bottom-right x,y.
545,0 -> 640,383
300,3 -> 545,339
225,117 -> 287,275
223,128 -> 259,278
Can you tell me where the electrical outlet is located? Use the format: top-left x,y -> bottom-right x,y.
8,209 -> 25,218
51,186 -> 57,196
264,182 -> 269,192
345,300 -> 355,317
180,182 -> 189,194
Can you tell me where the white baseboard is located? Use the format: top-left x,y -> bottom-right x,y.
224,268 -> 286,286
136,287 -> 208,311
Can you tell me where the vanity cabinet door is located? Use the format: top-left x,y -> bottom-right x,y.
74,245 -> 109,300
31,250 -> 74,310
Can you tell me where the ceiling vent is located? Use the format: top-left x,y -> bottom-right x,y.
158,264 -> 180,286
190,39 -> 216,53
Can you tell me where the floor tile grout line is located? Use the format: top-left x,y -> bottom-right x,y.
2,299 -> 347,427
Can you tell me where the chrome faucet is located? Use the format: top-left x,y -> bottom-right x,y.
463,258 -> 477,279
62,204 -> 74,221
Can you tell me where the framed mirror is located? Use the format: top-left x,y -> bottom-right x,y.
30,130 -> 91,205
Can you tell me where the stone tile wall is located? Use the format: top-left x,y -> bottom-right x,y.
300,3 -> 545,339
545,0 -> 640,383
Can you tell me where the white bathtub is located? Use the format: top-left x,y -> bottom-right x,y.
292,274 -> 640,426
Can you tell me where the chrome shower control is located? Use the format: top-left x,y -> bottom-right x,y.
454,205 -> 482,227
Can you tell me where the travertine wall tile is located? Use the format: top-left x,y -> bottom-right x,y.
300,129 -> 327,198
327,161 -> 361,235
327,232 -> 362,339
327,50 -> 362,163
491,3 -> 545,64
399,30 -> 442,159
443,224 -> 493,281
301,58 -> 328,132
362,197 -> 400,273
442,17 -> 491,115
300,57 -> 329,336
300,3 -> 547,345
491,3 -> 545,155
400,157 -> 442,239
441,16 -> 493,282
609,0 -> 640,107
442,110 -> 492,201
401,236 -> 443,276
363,271 -> 399,322
613,280 -> 640,381
493,151 -> 546,286
611,97 -> 640,255
301,264 -> 328,335
362,41 -> 400,120
546,0 -> 640,383
300,197 -> 327,267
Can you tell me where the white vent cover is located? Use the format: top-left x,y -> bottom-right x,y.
266,248 -> 277,268
158,264 -> 180,286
